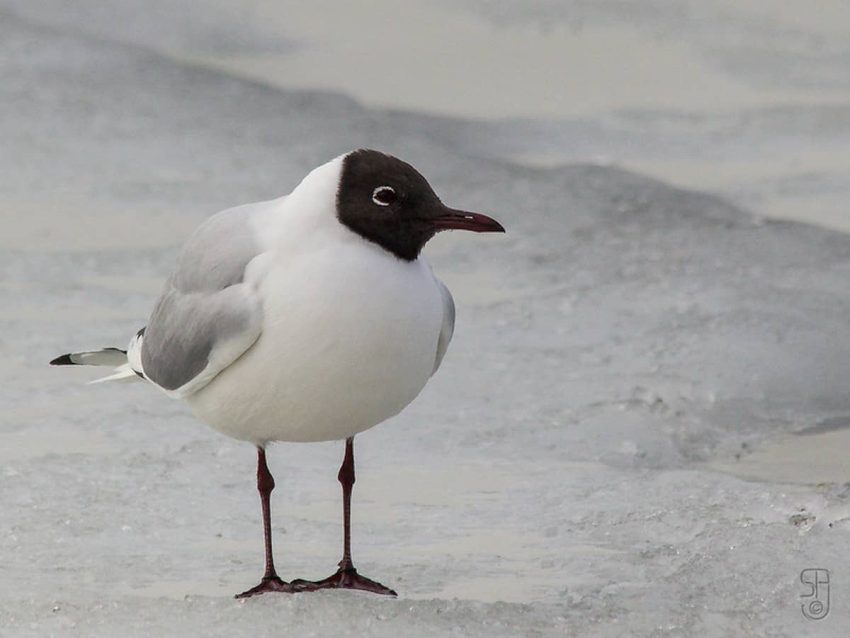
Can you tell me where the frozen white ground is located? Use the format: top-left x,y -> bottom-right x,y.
1,3 -> 850,637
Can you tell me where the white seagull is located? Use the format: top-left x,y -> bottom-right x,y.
51,149 -> 505,598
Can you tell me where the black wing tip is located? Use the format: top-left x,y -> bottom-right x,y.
50,353 -> 75,366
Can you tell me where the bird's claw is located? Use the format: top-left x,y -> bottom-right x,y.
291,567 -> 397,596
235,575 -> 298,598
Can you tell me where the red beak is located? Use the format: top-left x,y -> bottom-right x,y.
431,209 -> 505,233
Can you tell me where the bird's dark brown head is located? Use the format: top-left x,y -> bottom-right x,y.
336,149 -> 504,261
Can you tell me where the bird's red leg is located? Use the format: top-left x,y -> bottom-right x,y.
235,447 -> 297,597
292,437 -> 396,596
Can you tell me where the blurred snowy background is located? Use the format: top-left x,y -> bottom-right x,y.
1,2 -> 850,636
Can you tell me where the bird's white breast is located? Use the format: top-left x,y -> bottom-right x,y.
187,221 -> 444,444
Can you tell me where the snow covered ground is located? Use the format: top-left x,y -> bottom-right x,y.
1,3 -> 850,636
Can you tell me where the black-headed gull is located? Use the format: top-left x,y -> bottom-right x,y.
52,149 -> 504,597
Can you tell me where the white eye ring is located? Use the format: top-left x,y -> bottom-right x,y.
372,186 -> 396,206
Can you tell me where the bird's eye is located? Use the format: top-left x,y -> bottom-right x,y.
372,186 -> 397,207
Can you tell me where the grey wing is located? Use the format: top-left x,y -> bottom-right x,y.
433,279 -> 455,374
140,204 -> 268,397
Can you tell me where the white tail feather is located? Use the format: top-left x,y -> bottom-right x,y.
52,336 -> 146,385
88,364 -> 139,384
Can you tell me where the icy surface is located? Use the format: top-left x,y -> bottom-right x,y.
2,5 -> 850,638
